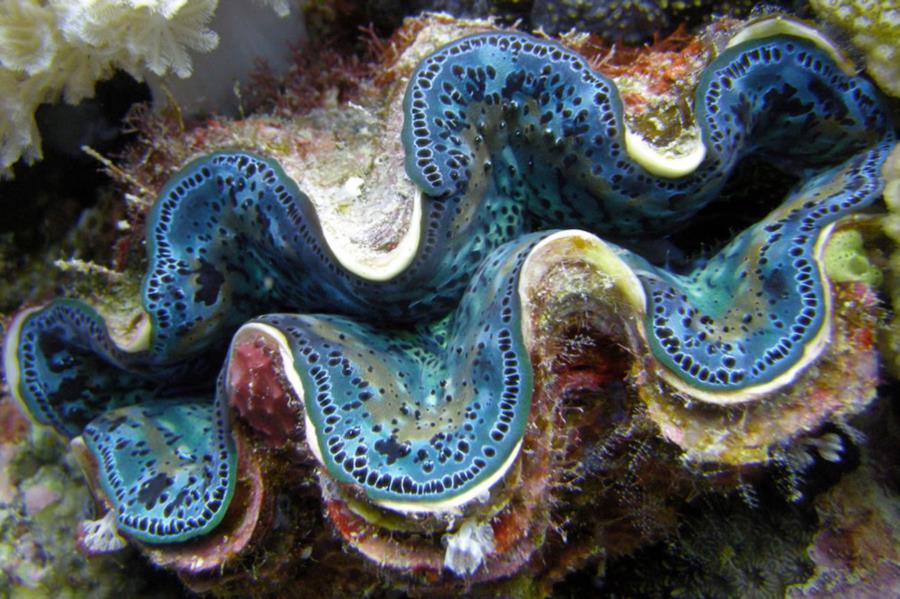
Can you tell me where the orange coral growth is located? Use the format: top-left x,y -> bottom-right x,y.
569,24 -> 710,115
370,17 -> 432,87
248,40 -> 375,117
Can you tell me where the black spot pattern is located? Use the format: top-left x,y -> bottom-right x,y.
243,234 -> 538,504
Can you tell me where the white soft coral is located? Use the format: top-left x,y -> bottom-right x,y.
0,0 -> 59,75
126,0 -> 219,77
0,69 -> 42,169
0,0 -> 276,177
58,0 -> 219,79
255,0 -> 290,18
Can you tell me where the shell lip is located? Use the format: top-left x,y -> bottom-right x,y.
623,125 -> 707,179
725,14 -> 858,76
4,306 -> 45,425
321,189 -> 425,283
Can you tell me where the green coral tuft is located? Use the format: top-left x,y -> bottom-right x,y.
824,229 -> 882,286
810,0 -> 900,97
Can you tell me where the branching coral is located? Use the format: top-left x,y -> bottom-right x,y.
1,13 -> 896,595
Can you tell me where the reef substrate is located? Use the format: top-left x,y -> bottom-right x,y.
1,11 -> 899,598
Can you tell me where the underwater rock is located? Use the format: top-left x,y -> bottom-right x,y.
530,0 -> 764,43
788,394 -> 900,598
1,11 -> 897,597
790,464 -> 900,598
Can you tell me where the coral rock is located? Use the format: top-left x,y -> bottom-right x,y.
2,12 -> 896,596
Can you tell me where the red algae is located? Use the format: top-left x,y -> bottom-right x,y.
228,330 -> 304,447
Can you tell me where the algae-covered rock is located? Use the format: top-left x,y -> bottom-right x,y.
0,403 -> 187,598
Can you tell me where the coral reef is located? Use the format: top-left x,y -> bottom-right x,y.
0,178 -> 128,313
1,11 -> 898,598
602,493 -> 818,597
147,0 -> 307,118
790,464 -> 900,597
810,0 -> 900,97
